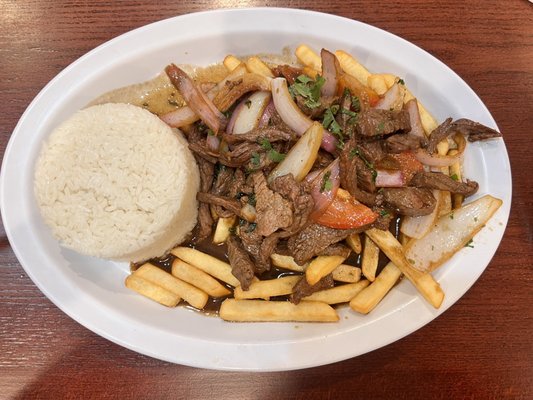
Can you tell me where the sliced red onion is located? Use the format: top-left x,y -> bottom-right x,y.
206,134 -> 221,152
309,159 -> 340,219
374,83 -> 402,111
165,64 -> 226,134
375,169 -> 405,187
320,49 -> 340,98
258,100 -> 275,128
227,91 -> 272,135
415,133 -> 466,167
271,77 -> 338,153
406,98 -> 425,138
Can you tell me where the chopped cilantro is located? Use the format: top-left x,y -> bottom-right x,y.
464,239 -> 474,248
322,108 -> 342,135
289,74 -> 325,109
245,99 -> 252,108
408,258 -> 415,264
398,78 -> 405,85
320,171 -> 332,192
246,222 -> 257,233
350,147 -> 377,182
449,213 -> 455,220
341,108 -> 357,117
351,95 -> 360,110
259,138 -> 272,150
450,173 -> 459,181
207,128 -> 215,136
228,226 -> 237,235
250,152 -> 261,167
267,149 -> 286,162
431,245 -> 435,251
379,210 -> 389,217
474,217 -> 478,222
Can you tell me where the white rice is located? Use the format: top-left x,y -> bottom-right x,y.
34,103 -> 200,262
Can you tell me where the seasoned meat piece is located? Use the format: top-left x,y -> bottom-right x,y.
224,142 -> 263,166
227,236 -> 255,290
409,171 -> 479,197
357,109 -> 411,137
196,192 -> 241,217
291,274 -> 334,304
237,222 -> 274,274
317,243 -> 351,258
252,172 -> 293,236
189,142 -> 220,164
193,157 -> 215,242
227,168 -> 247,198
211,165 -> 234,194
269,174 -> 315,236
452,119 -> 502,142
315,149 -> 335,169
271,64 -> 304,85
358,140 -> 386,165
222,128 -> 295,145
339,135 -> 378,206
384,133 -> 427,153
355,156 -> 377,193
371,205 -> 394,231
382,187 -> 436,216
426,118 -> 453,154
288,223 -> 362,265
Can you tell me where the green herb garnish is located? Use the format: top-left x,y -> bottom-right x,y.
398,78 -> 405,85
289,74 -> 325,109
320,171 -> 332,192
250,152 -> 261,167
464,239 -> 474,248
259,138 -> 286,162
245,99 -> 252,109
450,173 -> 459,181
379,210 -> 390,217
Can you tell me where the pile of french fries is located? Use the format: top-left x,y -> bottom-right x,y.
125,45 -> 502,322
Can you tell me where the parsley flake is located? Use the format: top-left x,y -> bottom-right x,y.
465,239 -> 474,248
245,100 -> 252,108
320,171 -> 333,192
450,173 -> 459,181
289,74 -> 326,109
250,152 -> 261,167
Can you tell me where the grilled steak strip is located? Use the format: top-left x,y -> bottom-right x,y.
409,171 -> 479,197
382,187 -> 437,216
291,274 -> 334,304
227,236 -> 255,290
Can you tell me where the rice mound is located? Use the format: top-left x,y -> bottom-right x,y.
34,103 -> 200,262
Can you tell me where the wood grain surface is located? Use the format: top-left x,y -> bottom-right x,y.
1,1 -> 532,399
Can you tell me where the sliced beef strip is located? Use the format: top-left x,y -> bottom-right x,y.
357,140 -> 386,165
226,236 -> 255,290
238,222 -> 274,274
252,172 -> 293,237
287,223 -> 362,265
189,142 -> 220,165
452,119 -> 502,142
356,108 -> 411,137
384,133 -> 427,153
291,274 -> 334,305
426,118 -> 453,154
269,174 -> 315,237
317,243 -> 351,258
193,156 -> 215,242
196,192 -> 242,217
223,142 -> 263,167
211,165 -> 234,195
222,128 -> 295,145
271,64 -> 304,85
371,204 -> 394,231
382,187 -> 436,216
339,135 -> 379,207
354,155 -> 377,193
409,171 -> 479,197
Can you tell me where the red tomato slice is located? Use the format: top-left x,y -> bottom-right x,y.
315,189 -> 378,229
388,152 -> 424,184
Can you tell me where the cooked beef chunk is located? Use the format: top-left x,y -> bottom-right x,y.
452,119 -> 502,142
212,165 -> 234,195
315,149 -> 335,169
269,174 -> 315,236
384,133 -> 427,153
371,205 -> 394,230
228,168 -> 248,199
317,243 -> 351,258
355,156 -> 377,193
271,64 -> 304,85
409,171 -> 479,197
224,142 -> 263,166
222,128 -> 296,145
357,140 -> 386,165
257,233 -> 279,273
237,221 -> 273,273
426,118 -> 453,154
189,142 -> 220,164
382,187 -> 436,216
291,274 -> 334,304
296,95 -> 337,119
193,157 -> 215,242
356,109 -> 411,137
288,223 -> 362,265
196,192 -> 242,217
252,172 -> 293,236
340,135 -> 379,206
227,236 -> 255,290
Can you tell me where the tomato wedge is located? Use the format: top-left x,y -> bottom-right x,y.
314,189 -> 378,229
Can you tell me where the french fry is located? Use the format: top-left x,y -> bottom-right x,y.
295,44 -> 321,70
306,255 -> 346,286
304,280 -> 370,304
350,262 -> 402,314
302,66 -> 319,79
234,275 -> 301,300
125,274 -> 180,307
171,247 -> 241,287
367,73 -> 397,95
404,195 -> 502,273
245,56 -> 274,77
365,228 -> 444,308
213,216 -> 236,244
362,236 -> 380,282
346,233 -> 362,254
332,264 -> 362,283
135,263 -> 208,309
448,149 -> 464,209
171,259 -> 231,298
270,253 -> 306,272
335,50 -> 371,86
223,55 -> 242,71
220,299 -> 339,322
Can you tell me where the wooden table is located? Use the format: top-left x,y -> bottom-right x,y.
1,1 -> 532,398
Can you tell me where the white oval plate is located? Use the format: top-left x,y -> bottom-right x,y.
0,8 -> 511,371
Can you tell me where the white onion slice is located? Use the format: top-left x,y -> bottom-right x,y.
320,49 -> 340,98
309,159 -> 341,219
414,133 -> 466,167
271,78 -> 338,153
404,195 -> 502,272
374,83 -> 404,111
227,91 -> 272,135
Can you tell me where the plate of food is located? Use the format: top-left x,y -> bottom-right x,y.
0,8 -> 511,371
